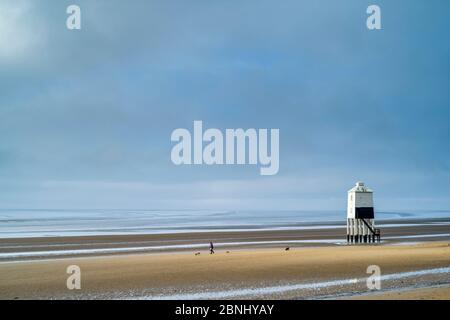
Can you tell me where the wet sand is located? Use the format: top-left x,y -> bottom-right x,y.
1,217 -> 450,260
349,284 -> 450,300
0,242 -> 449,299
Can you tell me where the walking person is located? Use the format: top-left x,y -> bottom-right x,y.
209,241 -> 215,254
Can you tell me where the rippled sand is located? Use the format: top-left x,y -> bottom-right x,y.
0,242 -> 449,299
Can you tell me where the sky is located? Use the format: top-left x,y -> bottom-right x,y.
0,0 -> 449,211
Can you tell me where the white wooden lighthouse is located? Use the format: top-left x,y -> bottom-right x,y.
347,182 -> 380,243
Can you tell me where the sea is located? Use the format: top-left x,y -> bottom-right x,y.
1,209 -> 449,239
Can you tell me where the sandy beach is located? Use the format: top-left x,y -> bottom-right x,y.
1,217 -> 450,299
349,284 -> 450,300
1,217 -> 450,260
1,241 -> 449,300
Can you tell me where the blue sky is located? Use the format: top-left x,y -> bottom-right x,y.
0,0 -> 449,211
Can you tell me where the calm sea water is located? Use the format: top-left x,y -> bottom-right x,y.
0,209 -> 449,238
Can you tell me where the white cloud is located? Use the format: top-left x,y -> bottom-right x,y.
0,1 -> 46,62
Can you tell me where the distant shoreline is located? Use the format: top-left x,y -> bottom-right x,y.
1,217 -> 450,262
2,209 -> 450,239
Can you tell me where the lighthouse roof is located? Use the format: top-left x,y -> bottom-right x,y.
348,181 -> 373,193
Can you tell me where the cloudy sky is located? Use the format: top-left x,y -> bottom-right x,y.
0,0 -> 449,211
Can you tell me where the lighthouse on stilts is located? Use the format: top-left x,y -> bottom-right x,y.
347,182 -> 381,244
